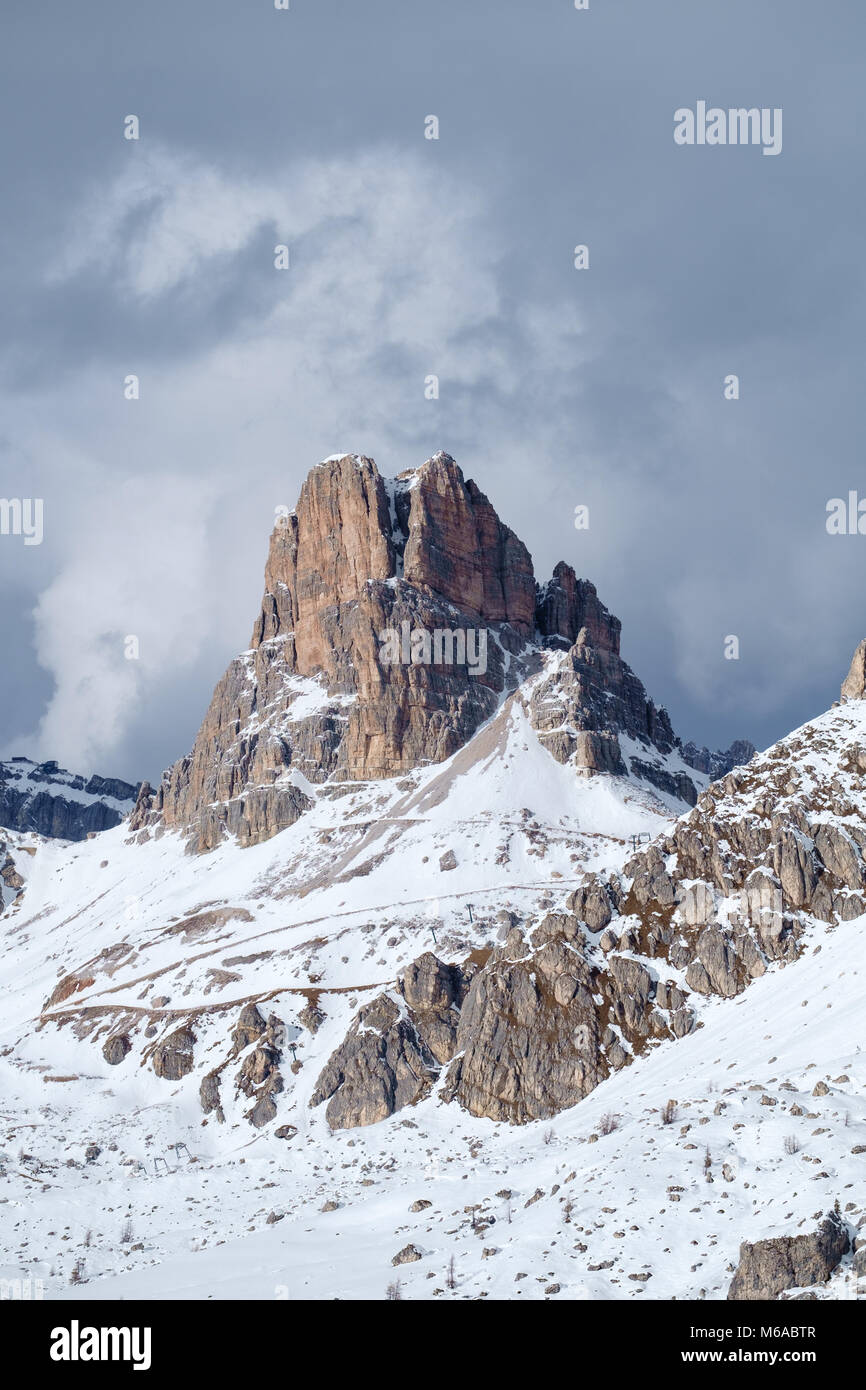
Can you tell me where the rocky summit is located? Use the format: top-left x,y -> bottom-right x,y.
1,451 -> 864,1304
130,451 -> 749,852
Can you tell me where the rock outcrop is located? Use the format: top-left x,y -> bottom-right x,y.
0,840 -> 26,912
728,1213 -> 850,1300
130,451 -> 750,852
102,1034 -> 131,1066
310,953 -> 473,1129
441,910 -> 698,1123
841,639 -> 866,700
151,1026 -> 196,1081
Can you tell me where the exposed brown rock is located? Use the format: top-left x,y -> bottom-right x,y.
728,1213 -> 849,1300
152,1026 -> 196,1080
45,973 -> 95,1010
298,999 -> 325,1034
132,454 -> 536,850
231,1002 -> 267,1053
391,1244 -> 423,1266
130,451 -> 732,852
199,1069 -> 224,1121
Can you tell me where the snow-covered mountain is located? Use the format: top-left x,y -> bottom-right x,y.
0,756 -> 139,843
1,453 -> 863,1304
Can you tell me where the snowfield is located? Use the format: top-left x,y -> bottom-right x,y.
1,700 -> 864,1301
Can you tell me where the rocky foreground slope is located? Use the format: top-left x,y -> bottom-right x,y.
303,651 -> 866,1131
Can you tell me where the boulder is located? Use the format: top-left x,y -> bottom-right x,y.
727,1213 -> 849,1300
151,1026 -> 196,1080
102,1034 -> 131,1066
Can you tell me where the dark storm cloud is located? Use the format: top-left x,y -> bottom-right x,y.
1,0 -> 864,781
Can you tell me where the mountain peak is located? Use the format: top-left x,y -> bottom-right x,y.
130,452 -> 750,851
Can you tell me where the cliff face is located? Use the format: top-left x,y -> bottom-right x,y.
130,451 -> 746,851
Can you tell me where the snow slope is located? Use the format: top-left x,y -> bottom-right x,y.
1,699 -> 864,1301
1,878 -> 863,1302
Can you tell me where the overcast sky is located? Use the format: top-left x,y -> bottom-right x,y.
1,0 -> 864,784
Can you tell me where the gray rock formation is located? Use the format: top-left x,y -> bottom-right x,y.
680,739 -> 756,780
0,757 -> 139,842
310,953 -> 472,1129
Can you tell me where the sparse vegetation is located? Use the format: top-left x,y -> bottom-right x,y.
599,1112 -> 619,1136
784,1135 -> 800,1155
662,1098 -> 678,1126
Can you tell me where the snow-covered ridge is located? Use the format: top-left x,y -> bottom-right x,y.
0,756 -> 139,843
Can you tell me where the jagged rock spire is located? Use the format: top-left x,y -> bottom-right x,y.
130,452 -> 747,851
842,639 -> 866,700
